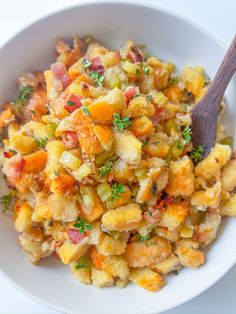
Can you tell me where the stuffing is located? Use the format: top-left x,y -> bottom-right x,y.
220,194 -> 236,216
129,267 -> 165,292
101,204 -> 142,232
166,156 -> 194,197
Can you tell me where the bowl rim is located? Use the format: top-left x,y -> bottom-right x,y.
0,1 -> 234,314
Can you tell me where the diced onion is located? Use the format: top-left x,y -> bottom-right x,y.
59,151 -> 81,170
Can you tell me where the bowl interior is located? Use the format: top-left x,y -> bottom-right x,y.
0,2 -> 236,314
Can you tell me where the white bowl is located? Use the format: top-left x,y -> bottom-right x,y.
0,1 -> 236,313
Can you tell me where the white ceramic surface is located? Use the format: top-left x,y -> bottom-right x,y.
0,1 -> 236,313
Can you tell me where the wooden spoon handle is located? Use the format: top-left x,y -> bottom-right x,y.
196,34 -> 236,115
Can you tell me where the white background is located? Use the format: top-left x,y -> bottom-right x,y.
0,0 -> 236,313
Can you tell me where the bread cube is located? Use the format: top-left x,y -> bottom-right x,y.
113,159 -> 135,183
129,267 -> 165,292
94,125 -> 114,151
10,134 -> 37,155
115,278 -> 129,289
176,241 -> 204,268
70,262 -> 91,284
182,66 -> 205,96
19,228 -> 44,264
96,233 -> 127,256
48,193 -> 79,222
58,241 -> 89,264
45,140 -> 66,177
151,254 -> 181,275
87,221 -> 102,245
115,130 -> 142,165
122,95 -> 155,118
195,144 -> 231,181
220,194 -> 236,216
103,255 -> 129,280
50,174 -> 76,194
221,160 -> 236,192
194,212 -> 221,246
102,204 -> 142,232
91,267 -> 114,288
125,236 -> 171,268
15,202 -> 33,233
158,200 -> 189,231
166,156 -> 194,197
155,226 -> 180,242
191,181 -> 221,208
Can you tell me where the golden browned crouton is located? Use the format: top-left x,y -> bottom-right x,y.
158,200 -> 189,231
58,241 -> 89,264
176,240 -> 204,268
151,254 -> 181,275
221,160 -> 236,192
220,194 -> 236,216
48,193 -> 79,222
14,202 -> 33,233
91,267 -> 114,288
122,95 -> 155,118
113,158 -> 135,183
70,262 -> 91,284
115,130 -> 142,165
191,181 -> 221,208
101,204 -> 142,232
166,156 -> 194,197
195,144 -> 231,181
129,267 -> 165,292
96,233 -> 127,256
125,236 -> 171,268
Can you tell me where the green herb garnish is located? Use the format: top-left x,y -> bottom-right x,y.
141,140 -> 148,149
176,140 -> 184,150
135,68 -> 140,75
135,233 -> 151,243
181,126 -> 192,144
82,58 -> 92,68
75,256 -> 91,270
13,85 -> 33,111
81,106 -> 90,116
32,136 -> 48,148
141,63 -> 150,75
99,159 -> 114,178
67,101 -> 76,107
73,218 -> 92,234
110,183 -> 125,202
113,113 -> 131,131
146,94 -> 153,102
0,193 -> 14,212
90,71 -> 104,84
168,75 -> 179,85
190,145 -> 205,162
53,170 -> 60,177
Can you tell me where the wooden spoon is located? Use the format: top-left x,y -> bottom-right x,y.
191,34 -> 236,156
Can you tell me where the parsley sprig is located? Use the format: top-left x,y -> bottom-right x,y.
75,256 -> 91,270
13,85 -> 33,111
135,233 -> 151,243
110,183 -> 125,202
113,113 -> 131,131
99,159 -> 114,178
90,71 -> 104,84
0,193 -> 14,213
73,218 -> 92,234
190,145 -> 205,162
32,136 -> 48,149
141,63 -> 150,75
181,126 -> 192,144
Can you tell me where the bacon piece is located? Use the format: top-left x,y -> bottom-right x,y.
89,57 -> 105,75
50,62 -> 70,89
64,94 -> 83,113
67,229 -> 86,244
124,86 -> 139,104
61,131 -> 78,148
4,155 -> 25,186
128,46 -> 142,63
151,107 -> 165,125
144,207 -> 161,224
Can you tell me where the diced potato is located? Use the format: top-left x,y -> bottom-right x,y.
80,186 -> 105,223
70,262 -> 91,284
182,66 -> 205,96
125,236 -> 171,268
115,130 -> 142,165
94,125 -> 114,151
102,256 -> 129,280
221,160 -> 236,192
129,267 -> 165,292
194,212 -> 221,246
91,267 -> 114,288
14,202 -> 33,233
102,204 -> 142,232
88,88 -> 126,122
113,159 -> 135,183
158,200 -> 189,231
176,245 -> 205,268
166,156 -> 194,197
122,95 -> 155,118
50,174 -> 76,194
59,151 -> 81,170
48,193 -> 79,222
220,194 -> 236,216
10,134 -> 37,155
191,181 -> 221,208
73,109 -> 103,156
151,254 -> 181,275
58,241 -> 89,264
195,144 -> 231,181
96,233 -> 127,256
155,227 -> 180,242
